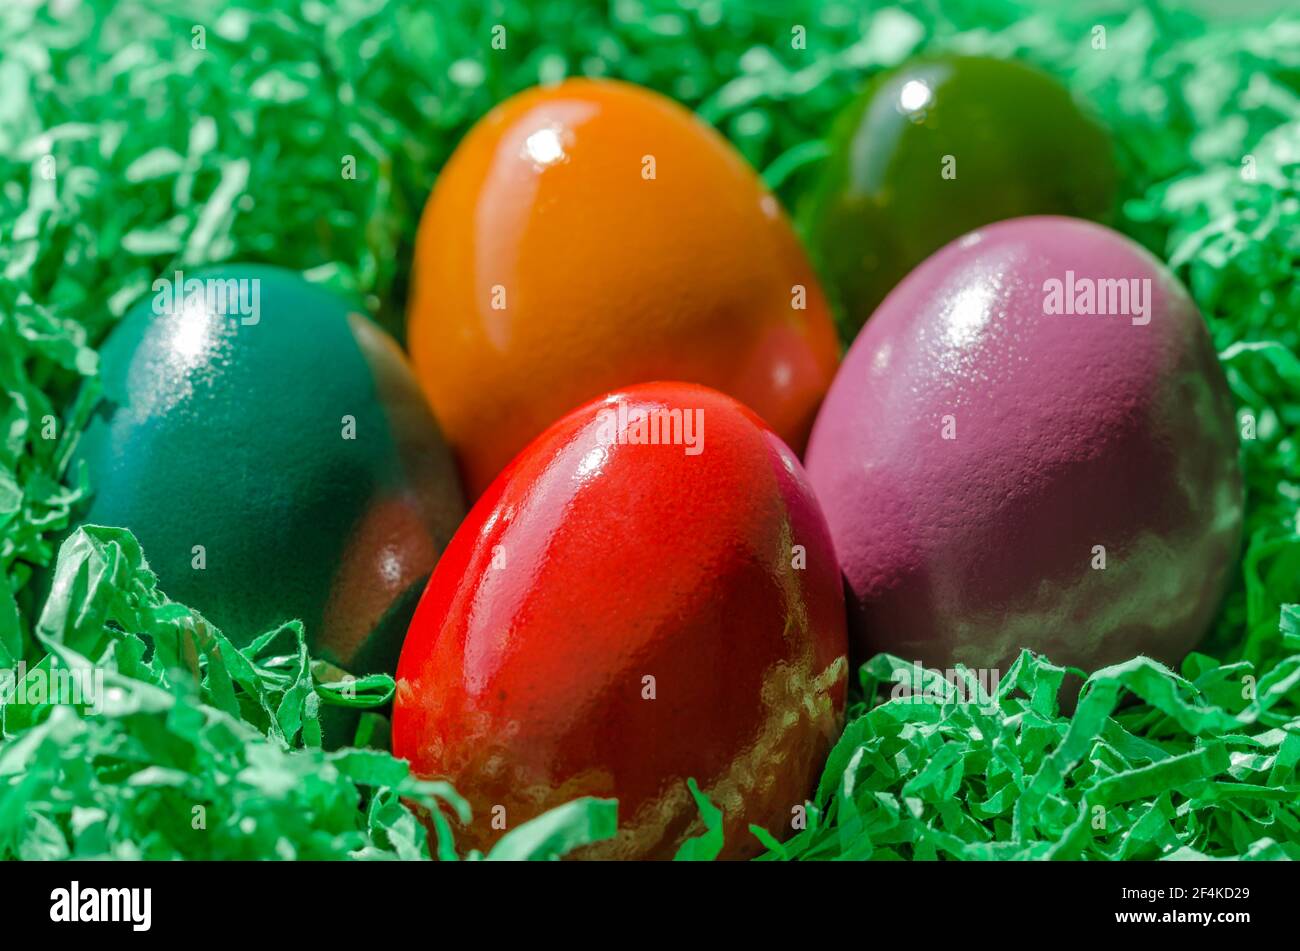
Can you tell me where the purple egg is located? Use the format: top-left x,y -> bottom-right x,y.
805,216 -> 1242,675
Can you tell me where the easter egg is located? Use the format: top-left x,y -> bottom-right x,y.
803,56 -> 1117,335
804,217 -> 1242,675
393,382 -> 848,859
407,78 -> 841,499
74,266 -> 466,680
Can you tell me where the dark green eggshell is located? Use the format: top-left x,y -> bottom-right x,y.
73,265 -> 466,681
803,55 -> 1117,336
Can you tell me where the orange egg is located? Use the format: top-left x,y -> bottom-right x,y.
408,78 -> 840,497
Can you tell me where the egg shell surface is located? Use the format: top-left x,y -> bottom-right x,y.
407,78 -> 841,498
73,265 -> 466,677
393,382 -> 848,859
802,56 -> 1116,335
804,217 -> 1242,675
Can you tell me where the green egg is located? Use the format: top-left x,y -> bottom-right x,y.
802,55 -> 1118,336
73,265 -> 466,684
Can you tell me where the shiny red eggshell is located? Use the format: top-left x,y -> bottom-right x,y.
393,382 -> 848,859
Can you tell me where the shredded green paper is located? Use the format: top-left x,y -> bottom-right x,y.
0,0 -> 1297,860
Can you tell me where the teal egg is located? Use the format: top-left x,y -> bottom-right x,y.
73,265 -> 466,682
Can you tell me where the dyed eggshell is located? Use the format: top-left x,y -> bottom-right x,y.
74,265 -> 466,678
407,78 -> 841,499
804,217 -> 1242,674
393,382 -> 848,859
803,56 -> 1116,335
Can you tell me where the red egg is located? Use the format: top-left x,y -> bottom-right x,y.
393,382 -> 848,859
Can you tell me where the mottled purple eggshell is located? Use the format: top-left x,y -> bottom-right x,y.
805,216 -> 1243,675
